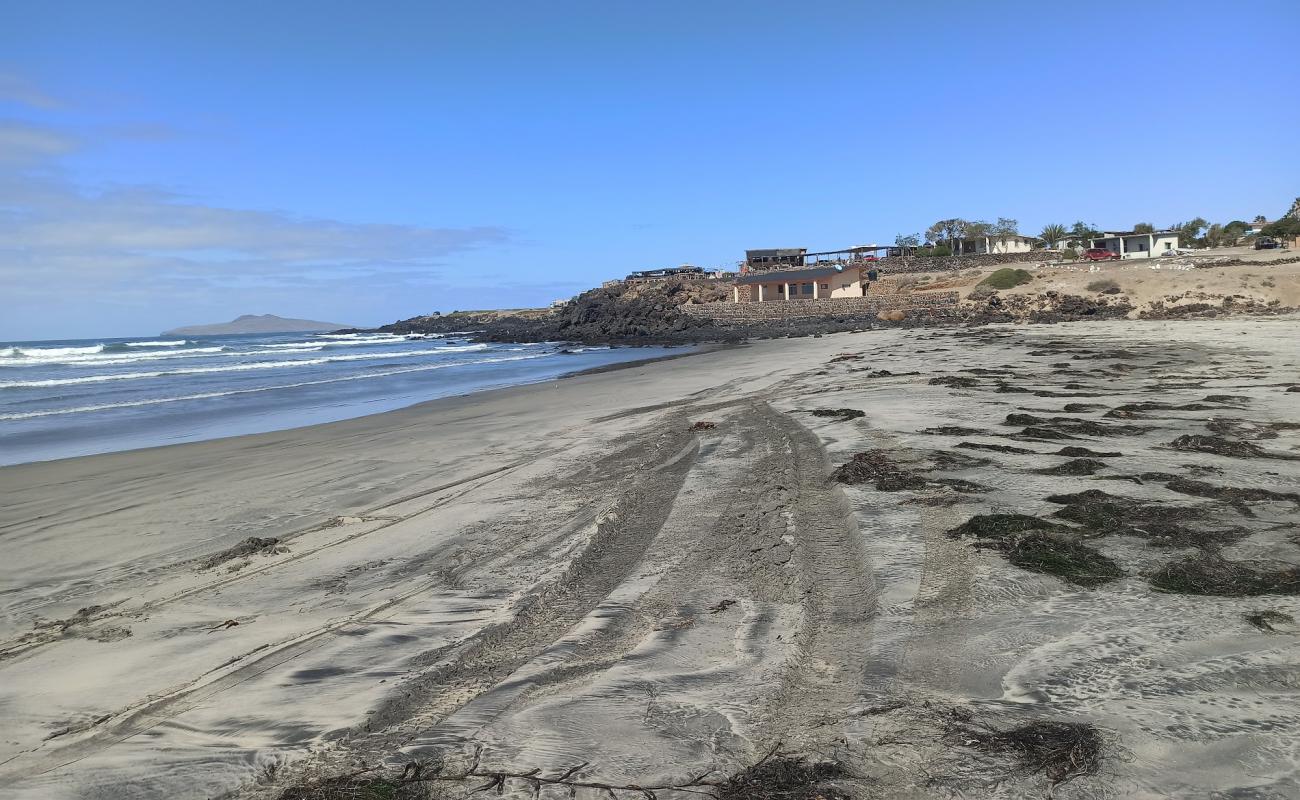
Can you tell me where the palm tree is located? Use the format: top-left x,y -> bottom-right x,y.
1039,223 -> 1068,249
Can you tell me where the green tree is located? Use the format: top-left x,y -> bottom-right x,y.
1133,222 -> 1155,234
926,219 -> 969,252
1067,221 -> 1101,248
1172,217 -> 1208,247
991,217 -> 1019,250
894,233 -> 921,248
1039,223 -> 1068,249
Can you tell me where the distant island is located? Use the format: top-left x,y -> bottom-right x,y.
162,314 -> 352,336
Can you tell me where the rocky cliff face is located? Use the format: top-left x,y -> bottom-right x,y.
380,279 -> 733,344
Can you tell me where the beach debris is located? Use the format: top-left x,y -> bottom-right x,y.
1205,418 -> 1300,440
831,451 -> 926,491
807,408 -> 865,421
1054,446 -> 1122,458
1061,403 -> 1107,412
1043,489 -> 1240,548
955,441 -> 1040,455
947,514 -> 1123,586
828,353 -> 863,363
277,741 -> 847,800
929,375 -> 979,388
1150,555 -> 1300,596
689,420 -> 718,431
1163,477 -> 1300,505
200,536 -> 285,570
1169,434 -> 1289,459
708,598 -> 737,614
208,619 -> 241,633
1244,610 -> 1296,633
946,712 -> 1105,786
919,425 -> 986,436
1035,458 -> 1108,476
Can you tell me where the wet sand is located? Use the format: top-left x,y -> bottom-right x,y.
2,316 -> 1299,799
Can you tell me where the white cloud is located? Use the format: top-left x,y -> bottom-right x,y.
0,120 -> 79,165
0,120 -> 511,316
0,73 -> 62,110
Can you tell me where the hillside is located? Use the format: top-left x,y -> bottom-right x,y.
163,314 -> 352,336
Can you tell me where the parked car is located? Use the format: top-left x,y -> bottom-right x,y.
1082,248 -> 1121,261
1255,237 -> 1279,250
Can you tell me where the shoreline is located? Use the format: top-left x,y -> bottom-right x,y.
3,316 -> 1299,799
0,343 -> 703,469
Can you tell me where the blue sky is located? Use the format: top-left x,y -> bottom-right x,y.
2,0 -> 1297,340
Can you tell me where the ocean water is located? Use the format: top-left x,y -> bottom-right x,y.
0,332 -> 685,466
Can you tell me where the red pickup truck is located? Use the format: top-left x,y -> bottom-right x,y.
1082,248 -> 1121,261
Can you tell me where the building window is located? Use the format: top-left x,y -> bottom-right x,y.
801,283 -> 813,294
820,283 -> 829,291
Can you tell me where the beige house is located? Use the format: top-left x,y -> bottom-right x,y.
948,234 -> 1038,255
1090,230 -> 1179,259
732,265 -> 868,302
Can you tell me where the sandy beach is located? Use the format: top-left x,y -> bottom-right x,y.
3,317 -> 1300,799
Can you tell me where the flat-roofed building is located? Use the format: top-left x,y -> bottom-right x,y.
731,264 -> 869,302
744,248 -> 807,269
1090,230 -> 1179,259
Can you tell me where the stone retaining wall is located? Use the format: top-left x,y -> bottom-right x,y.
749,250 -> 1052,278
680,292 -> 960,324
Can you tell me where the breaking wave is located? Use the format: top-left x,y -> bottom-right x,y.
0,354 -> 547,420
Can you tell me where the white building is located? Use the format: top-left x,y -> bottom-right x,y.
731,265 -> 869,302
947,234 -> 1038,255
1089,230 -> 1179,259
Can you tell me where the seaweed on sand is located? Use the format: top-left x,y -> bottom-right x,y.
1035,458 -> 1108,476
1164,477 -> 1300,505
919,426 -> 987,436
807,408 -> 865,421
1150,555 -> 1300,596
948,515 -> 1123,586
281,745 -> 851,800
947,715 -> 1105,786
831,451 -> 926,491
929,375 -> 979,388
1055,446 -> 1122,458
716,752 -> 849,800
956,441 -> 1039,455
1244,609 -> 1295,632
1170,435 -> 1298,459
1043,489 -> 1239,548
279,776 -> 407,800
200,536 -> 283,570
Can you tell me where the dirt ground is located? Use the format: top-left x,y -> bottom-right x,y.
912,246 -> 1300,313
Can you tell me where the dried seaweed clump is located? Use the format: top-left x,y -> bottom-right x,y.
690,420 -> 718,431
1035,458 -> 1108,476
716,754 -> 849,800
1043,489 -> 1238,549
808,408 -> 865,421
949,715 -> 1105,786
831,451 -> 926,491
1149,555 -> 1300,596
279,776 -> 408,800
948,515 -> 1123,587
200,536 -> 283,570
929,375 -> 979,388
1244,609 -> 1295,632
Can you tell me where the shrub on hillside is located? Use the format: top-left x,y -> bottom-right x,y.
977,268 -> 1034,290
1086,279 -> 1121,294
1062,248 -> 1080,261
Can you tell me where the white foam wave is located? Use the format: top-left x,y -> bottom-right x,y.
0,354 -> 549,420
124,340 -> 187,348
0,344 -> 493,388
0,346 -> 229,368
1,344 -> 105,359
